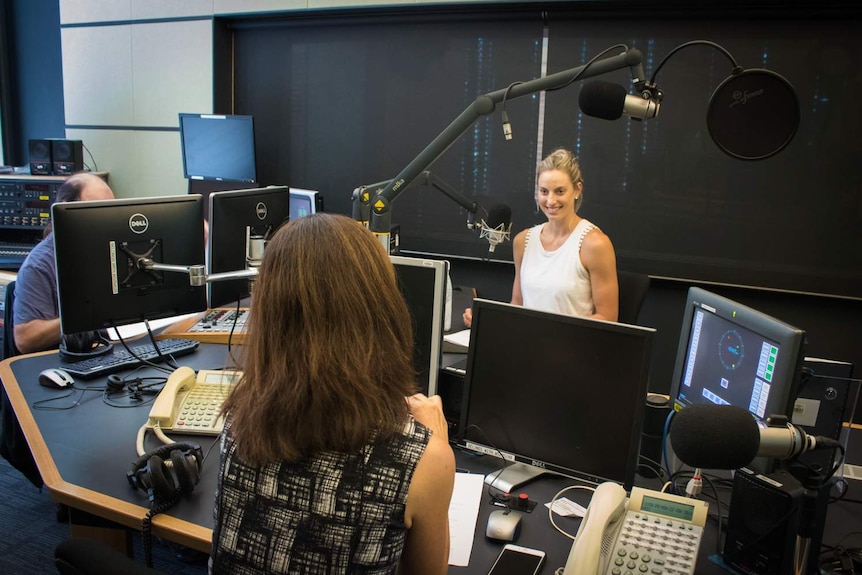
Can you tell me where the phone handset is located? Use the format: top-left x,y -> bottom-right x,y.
147,366 -> 196,430
562,481 -> 628,575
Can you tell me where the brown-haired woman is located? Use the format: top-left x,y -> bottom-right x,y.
210,213 -> 455,575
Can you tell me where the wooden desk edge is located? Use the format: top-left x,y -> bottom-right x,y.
0,354 -> 213,553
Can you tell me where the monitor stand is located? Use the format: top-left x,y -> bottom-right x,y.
484,462 -> 560,493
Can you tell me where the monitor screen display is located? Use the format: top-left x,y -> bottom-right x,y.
179,113 -> 257,183
208,186 -> 290,308
459,299 -> 655,491
52,195 -> 207,334
390,256 -> 447,396
289,188 -> 321,219
669,287 -> 806,421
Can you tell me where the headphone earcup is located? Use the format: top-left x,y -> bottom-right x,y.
106,374 -> 125,391
145,455 -> 177,501
170,449 -> 200,493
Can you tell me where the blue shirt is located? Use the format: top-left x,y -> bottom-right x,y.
13,233 -> 59,328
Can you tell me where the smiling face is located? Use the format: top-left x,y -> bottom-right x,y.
536,169 -> 582,221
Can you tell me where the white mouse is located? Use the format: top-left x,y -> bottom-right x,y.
486,509 -> 523,541
38,368 -> 75,389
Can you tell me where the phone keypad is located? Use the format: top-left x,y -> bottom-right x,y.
175,384 -> 228,435
605,512 -> 703,575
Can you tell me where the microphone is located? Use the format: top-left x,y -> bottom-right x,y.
669,404 -> 841,470
478,203 -> 512,253
578,80 -> 660,121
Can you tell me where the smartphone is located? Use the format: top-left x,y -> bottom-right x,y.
488,544 -> 546,575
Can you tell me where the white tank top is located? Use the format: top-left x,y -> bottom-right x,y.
520,219 -> 596,317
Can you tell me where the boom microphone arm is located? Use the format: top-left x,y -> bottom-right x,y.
362,48 -> 646,250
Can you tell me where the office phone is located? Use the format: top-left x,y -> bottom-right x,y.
563,483 -> 708,575
147,366 -> 242,435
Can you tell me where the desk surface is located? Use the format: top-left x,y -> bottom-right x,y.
3,343 -> 861,573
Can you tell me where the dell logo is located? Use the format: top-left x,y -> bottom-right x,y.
129,213 -> 149,234
255,202 -> 268,220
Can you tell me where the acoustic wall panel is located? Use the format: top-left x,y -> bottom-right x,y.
131,20 -> 213,127
61,25 -> 134,126
60,0 -> 131,25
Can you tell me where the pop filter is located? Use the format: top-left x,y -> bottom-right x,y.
707,69 -> 800,160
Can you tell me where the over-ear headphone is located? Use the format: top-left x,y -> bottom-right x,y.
59,329 -> 114,361
127,442 -> 203,503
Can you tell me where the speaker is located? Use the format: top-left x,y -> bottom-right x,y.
127,442 -> 203,503
723,467 -> 829,575
51,139 -> 84,176
28,139 -> 53,175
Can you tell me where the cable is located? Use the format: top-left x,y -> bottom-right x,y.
547,483 -> 595,540
649,40 -> 740,85
82,143 -> 99,172
547,43 -> 630,93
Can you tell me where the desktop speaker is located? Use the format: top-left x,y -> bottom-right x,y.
723,467 -> 829,575
51,139 -> 84,176
28,139 -> 53,175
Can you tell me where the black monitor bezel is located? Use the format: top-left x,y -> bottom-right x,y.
669,286 -> 807,421
179,113 -> 257,183
207,186 -> 291,308
457,298 -> 655,489
52,195 -> 207,334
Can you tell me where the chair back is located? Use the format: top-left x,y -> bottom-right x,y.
3,280 -> 20,360
617,270 -> 650,325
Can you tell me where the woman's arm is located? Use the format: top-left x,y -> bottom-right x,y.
509,229 -> 528,306
400,395 -> 456,575
580,229 -> 619,322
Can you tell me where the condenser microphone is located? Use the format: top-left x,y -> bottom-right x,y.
578,81 -> 660,121
478,203 -> 512,253
669,404 -> 841,470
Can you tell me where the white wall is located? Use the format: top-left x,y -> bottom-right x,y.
58,0 -> 465,198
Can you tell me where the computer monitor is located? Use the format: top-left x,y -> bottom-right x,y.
390,255 -> 448,396
289,188 -> 322,219
208,186 -> 291,308
179,113 -> 257,183
458,299 -> 656,492
669,287 -> 806,421
52,195 -> 207,335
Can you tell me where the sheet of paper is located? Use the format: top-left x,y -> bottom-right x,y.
443,328 -> 471,349
546,497 -> 587,518
448,471 -> 485,566
106,312 -> 201,341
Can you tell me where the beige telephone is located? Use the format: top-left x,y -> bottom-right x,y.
563,483 -> 709,575
147,366 -> 242,435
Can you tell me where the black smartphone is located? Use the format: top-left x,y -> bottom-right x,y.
488,544 -> 546,575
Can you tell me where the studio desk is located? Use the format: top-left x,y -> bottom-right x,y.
2,337 -> 861,574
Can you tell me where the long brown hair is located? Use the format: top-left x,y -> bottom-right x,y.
221,213 -> 417,463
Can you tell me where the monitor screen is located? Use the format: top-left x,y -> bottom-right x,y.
208,186 -> 290,308
53,195 -> 207,334
390,255 -> 447,396
669,287 -> 806,421
179,113 -> 257,183
458,299 -> 655,491
289,188 -> 321,219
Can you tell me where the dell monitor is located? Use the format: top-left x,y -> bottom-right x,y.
52,195 -> 207,335
458,299 -> 656,492
289,188 -> 322,219
208,186 -> 291,308
669,287 -> 806,421
179,113 -> 257,183
390,255 -> 448,396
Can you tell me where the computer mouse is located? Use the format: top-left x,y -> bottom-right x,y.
486,509 -> 523,542
38,368 -> 75,389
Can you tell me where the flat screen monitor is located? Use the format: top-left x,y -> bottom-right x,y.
458,299 -> 656,492
52,195 -> 207,334
289,188 -> 322,219
669,287 -> 806,421
179,113 -> 257,183
390,255 -> 448,396
208,186 -> 291,308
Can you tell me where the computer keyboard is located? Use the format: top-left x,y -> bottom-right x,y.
60,338 -> 200,380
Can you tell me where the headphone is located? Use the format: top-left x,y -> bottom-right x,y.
127,442 -> 203,503
59,329 -> 114,361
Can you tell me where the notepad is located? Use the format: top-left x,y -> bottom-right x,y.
443,328 -> 471,353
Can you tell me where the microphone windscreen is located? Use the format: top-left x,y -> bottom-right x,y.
486,203 -> 512,228
669,404 -> 760,469
578,81 -> 626,120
